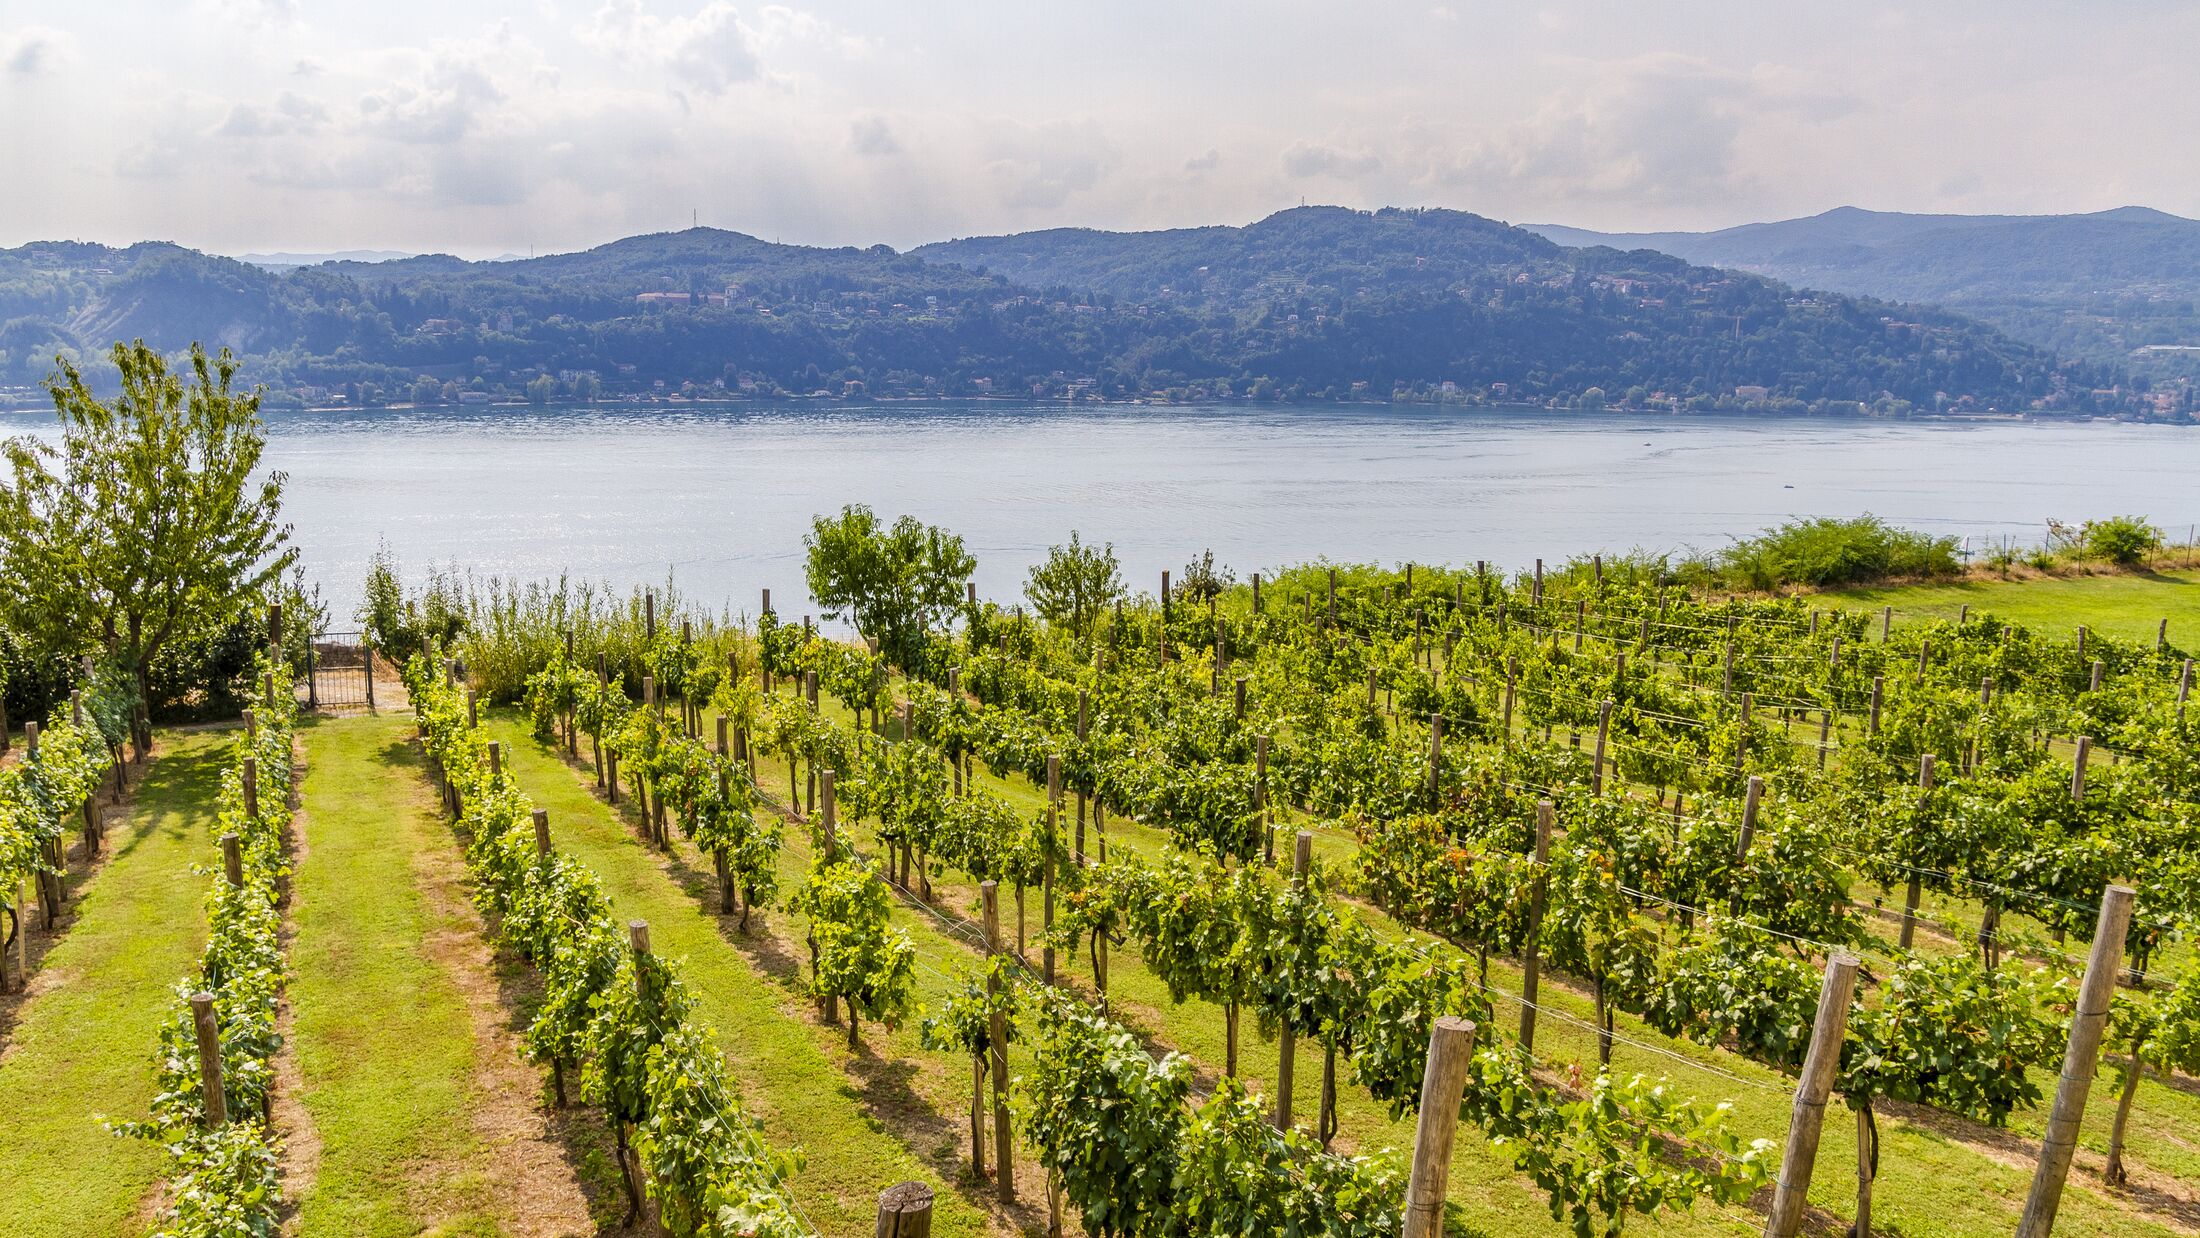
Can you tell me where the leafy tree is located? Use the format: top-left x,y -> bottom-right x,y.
2075,515 -> 2162,566
0,342 -> 292,742
1024,531 -> 1124,641
803,505 -> 975,670
1176,548 -> 1235,602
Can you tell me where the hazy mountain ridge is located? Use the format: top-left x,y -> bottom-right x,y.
0,208 -> 2148,416
1525,207 -> 2200,368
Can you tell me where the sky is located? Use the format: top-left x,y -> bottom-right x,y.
1,1 -> 2194,258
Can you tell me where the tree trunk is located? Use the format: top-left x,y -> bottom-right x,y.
2105,1037 -> 2146,1186
971,1052 -> 987,1176
1225,1001 -> 1239,1077
1319,1037 -> 1339,1150
1855,1102 -> 1876,1238
613,1119 -> 643,1226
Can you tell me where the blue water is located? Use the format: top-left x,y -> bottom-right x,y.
7,400 -> 2195,623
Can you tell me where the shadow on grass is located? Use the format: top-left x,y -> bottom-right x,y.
385,729 -> 644,1237
0,736 -> 230,1049
534,730 -> 1062,1235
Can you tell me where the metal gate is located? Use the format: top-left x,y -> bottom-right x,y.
307,631 -> 378,711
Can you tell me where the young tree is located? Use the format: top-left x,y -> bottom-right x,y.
803,505 -> 974,669
1024,531 -> 1124,640
0,342 -> 292,744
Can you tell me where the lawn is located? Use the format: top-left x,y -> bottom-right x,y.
1829,567 -> 2200,644
286,713 -> 595,1237
0,730 -> 231,1236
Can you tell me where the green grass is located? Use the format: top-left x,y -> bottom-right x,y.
1829,567 -> 2200,644
288,713 -> 589,1236
0,730 -> 232,1235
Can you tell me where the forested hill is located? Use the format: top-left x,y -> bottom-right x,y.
1527,206 -> 2200,372
0,207 -> 2146,416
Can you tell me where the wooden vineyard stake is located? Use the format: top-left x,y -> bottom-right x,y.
1899,753 -> 1934,949
2072,735 -> 2091,802
1327,567 -> 1338,626
241,756 -> 259,824
2016,885 -> 2137,1238
1763,955 -> 1860,1238
191,991 -> 227,1127
1075,689 -> 1089,860
1400,1016 -> 1477,1238
1251,571 -> 1262,612
1256,735 -> 1271,866
1731,776 -> 1762,914
2089,660 -> 2104,692
1043,756 -> 1059,984
533,809 -> 552,859
982,881 -> 1014,1203
1425,713 -> 1443,805
1869,676 -> 1884,734
1234,675 -> 1248,722
2181,659 -> 2193,723
1533,557 -> 1543,605
1881,606 -> 1892,642
1275,830 -> 1312,1132
874,1182 -> 934,1237
1502,659 -> 1517,744
221,833 -> 242,889
1591,699 -> 1611,795
1519,800 -> 1553,1052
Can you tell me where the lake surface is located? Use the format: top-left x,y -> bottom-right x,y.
7,401 -> 2194,624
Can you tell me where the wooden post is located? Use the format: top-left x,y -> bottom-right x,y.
2159,617 -> 2168,650
981,881 -> 1013,1203
1502,660 -> 1517,742
221,833 -> 242,888
1276,831 -> 1312,1131
533,809 -> 552,859
1763,955 -> 1861,1238
1899,753 -> 1934,949
1869,677 -> 1883,734
1400,1016 -> 1477,1238
1043,756 -> 1059,984
1519,801 -> 1553,1052
2089,660 -> 2104,692
1881,606 -> 1892,642
1252,572 -> 1262,612
2076,625 -> 2088,661
1234,676 -> 1248,721
191,992 -> 227,1127
821,769 -> 837,850
1327,567 -> 1338,625
2015,885 -> 2136,1238
242,756 -> 259,823
1533,557 -> 1544,605
2072,736 -> 2090,802
874,1182 -> 934,1237
1425,714 -> 1444,804
1256,735 -> 1271,867
488,740 -> 502,781
1731,776 -> 1762,915
2181,659 -> 2193,724
1591,699 -> 1611,795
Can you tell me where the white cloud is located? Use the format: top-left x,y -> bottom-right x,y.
1184,148 -> 1220,173
581,1 -> 764,94
1282,142 -> 1382,179
848,115 -> 899,156
195,0 -> 299,29
2,25 -> 74,76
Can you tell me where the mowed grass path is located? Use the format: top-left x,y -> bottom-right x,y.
1831,567 -> 2200,643
288,714 -> 594,1237
0,729 -> 230,1235
483,715 -> 1008,1238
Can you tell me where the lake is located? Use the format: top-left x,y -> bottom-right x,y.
7,401 -> 2194,625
